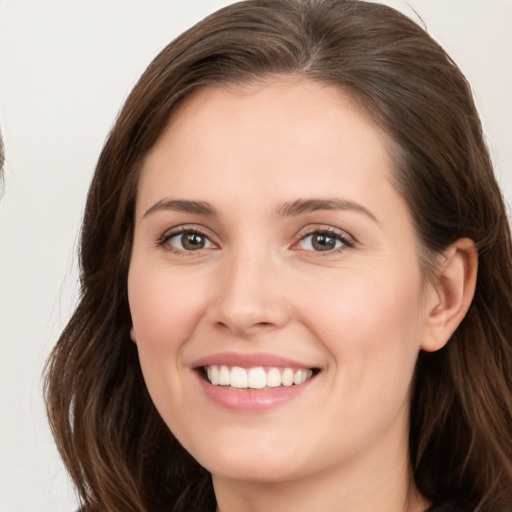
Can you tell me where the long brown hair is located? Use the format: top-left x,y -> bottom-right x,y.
45,1 -> 512,511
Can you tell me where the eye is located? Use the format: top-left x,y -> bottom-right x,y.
295,229 -> 353,253
159,228 -> 215,252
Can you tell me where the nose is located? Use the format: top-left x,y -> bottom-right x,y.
207,247 -> 292,337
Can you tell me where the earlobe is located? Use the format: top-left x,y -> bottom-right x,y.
421,238 -> 478,352
130,326 -> 137,344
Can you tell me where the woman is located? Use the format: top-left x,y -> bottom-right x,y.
45,1 -> 512,511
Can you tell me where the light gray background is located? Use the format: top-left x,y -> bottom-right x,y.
0,1 -> 511,511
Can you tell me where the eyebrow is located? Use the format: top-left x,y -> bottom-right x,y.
142,197 -> 378,223
276,198 -> 378,223
143,199 -> 216,218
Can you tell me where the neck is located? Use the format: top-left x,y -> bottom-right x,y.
214,471 -> 427,512
212,418 -> 429,512
214,467 -> 427,512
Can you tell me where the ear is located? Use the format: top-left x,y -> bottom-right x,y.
421,238 -> 478,352
130,326 -> 137,344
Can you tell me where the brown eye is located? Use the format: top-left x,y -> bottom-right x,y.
181,232 -> 206,250
165,230 -> 213,251
311,233 -> 337,251
296,230 -> 350,253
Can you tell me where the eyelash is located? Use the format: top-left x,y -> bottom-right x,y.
293,227 -> 354,255
156,225 -> 354,255
156,225 -> 216,255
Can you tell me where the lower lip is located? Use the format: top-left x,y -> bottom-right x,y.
196,372 -> 315,412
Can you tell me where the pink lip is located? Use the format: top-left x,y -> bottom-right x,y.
191,351 -> 315,370
191,352 -> 319,413
196,373 -> 315,413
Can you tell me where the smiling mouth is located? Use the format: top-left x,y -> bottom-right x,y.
202,365 -> 318,390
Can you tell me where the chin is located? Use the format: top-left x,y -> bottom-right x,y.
190,437 -> 304,483
208,459 -> 297,484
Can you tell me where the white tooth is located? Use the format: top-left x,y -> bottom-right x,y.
293,369 -> 303,385
282,368 -> 294,387
219,365 -> 230,385
307,369 -> 313,380
248,367 -> 266,389
301,370 -> 308,383
230,366 -> 248,388
267,367 -> 282,387
210,365 -> 220,385
207,367 -> 212,382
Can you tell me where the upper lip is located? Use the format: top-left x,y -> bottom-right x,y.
191,351 -> 317,370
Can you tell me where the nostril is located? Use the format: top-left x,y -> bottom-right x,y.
213,319 -> 277,333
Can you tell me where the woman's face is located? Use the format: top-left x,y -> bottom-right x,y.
128,79 -> 436,485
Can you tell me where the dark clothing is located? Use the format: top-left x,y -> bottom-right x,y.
426,506 -> 468,512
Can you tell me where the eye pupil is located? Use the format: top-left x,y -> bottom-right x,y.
182,232 -> 205,250
312,233 -> 336,251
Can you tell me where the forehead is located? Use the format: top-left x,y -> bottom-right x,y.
138,78 -> 398,206
157,78 -> 387,152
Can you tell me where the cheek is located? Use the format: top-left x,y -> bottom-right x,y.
300,264 -> 425,392
128,264 -> 206,349
127,264 -> 209,418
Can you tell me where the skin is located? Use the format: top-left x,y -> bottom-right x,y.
128,78 -> 477,512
